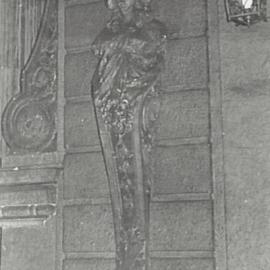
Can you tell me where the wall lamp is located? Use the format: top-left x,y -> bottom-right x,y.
225,0 -> 267,26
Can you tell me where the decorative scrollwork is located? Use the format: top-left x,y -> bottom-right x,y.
1,0 -> 57,154
1,93 -> 56,152
91,0 -> 166,269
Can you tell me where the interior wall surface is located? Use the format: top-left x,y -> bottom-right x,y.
218,1 -> 270,269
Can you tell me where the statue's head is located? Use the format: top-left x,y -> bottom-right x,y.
105,0 -> 152,9
105,0 -> 117,9
105,0 -> 152,20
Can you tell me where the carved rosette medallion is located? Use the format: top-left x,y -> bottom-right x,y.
2,93 -> 56,152
1,0 -> 57,154
91,1 -> 166,269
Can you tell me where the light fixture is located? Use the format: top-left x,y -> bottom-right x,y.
225,0 -> 267,26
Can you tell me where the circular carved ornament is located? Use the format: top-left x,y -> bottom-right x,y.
1,94 -> 56,153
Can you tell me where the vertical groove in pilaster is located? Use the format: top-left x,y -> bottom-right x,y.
56,1 -> 65,269
207,0 -> 228,269
0,0 -> 16,93
0,0 -> 20,158
22,0 -> 45,66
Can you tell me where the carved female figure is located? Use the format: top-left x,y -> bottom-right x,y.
91,0 -> 166,269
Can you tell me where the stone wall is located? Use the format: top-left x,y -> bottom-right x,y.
219,1 -> 270,269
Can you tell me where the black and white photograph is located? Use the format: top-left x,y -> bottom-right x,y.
0,0 -> 269,269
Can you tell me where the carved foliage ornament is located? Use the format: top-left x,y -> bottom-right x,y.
1,0 -> 57,153
91,0 -> 166,269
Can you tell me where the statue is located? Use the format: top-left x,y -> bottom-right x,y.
91,0 -> 167,269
